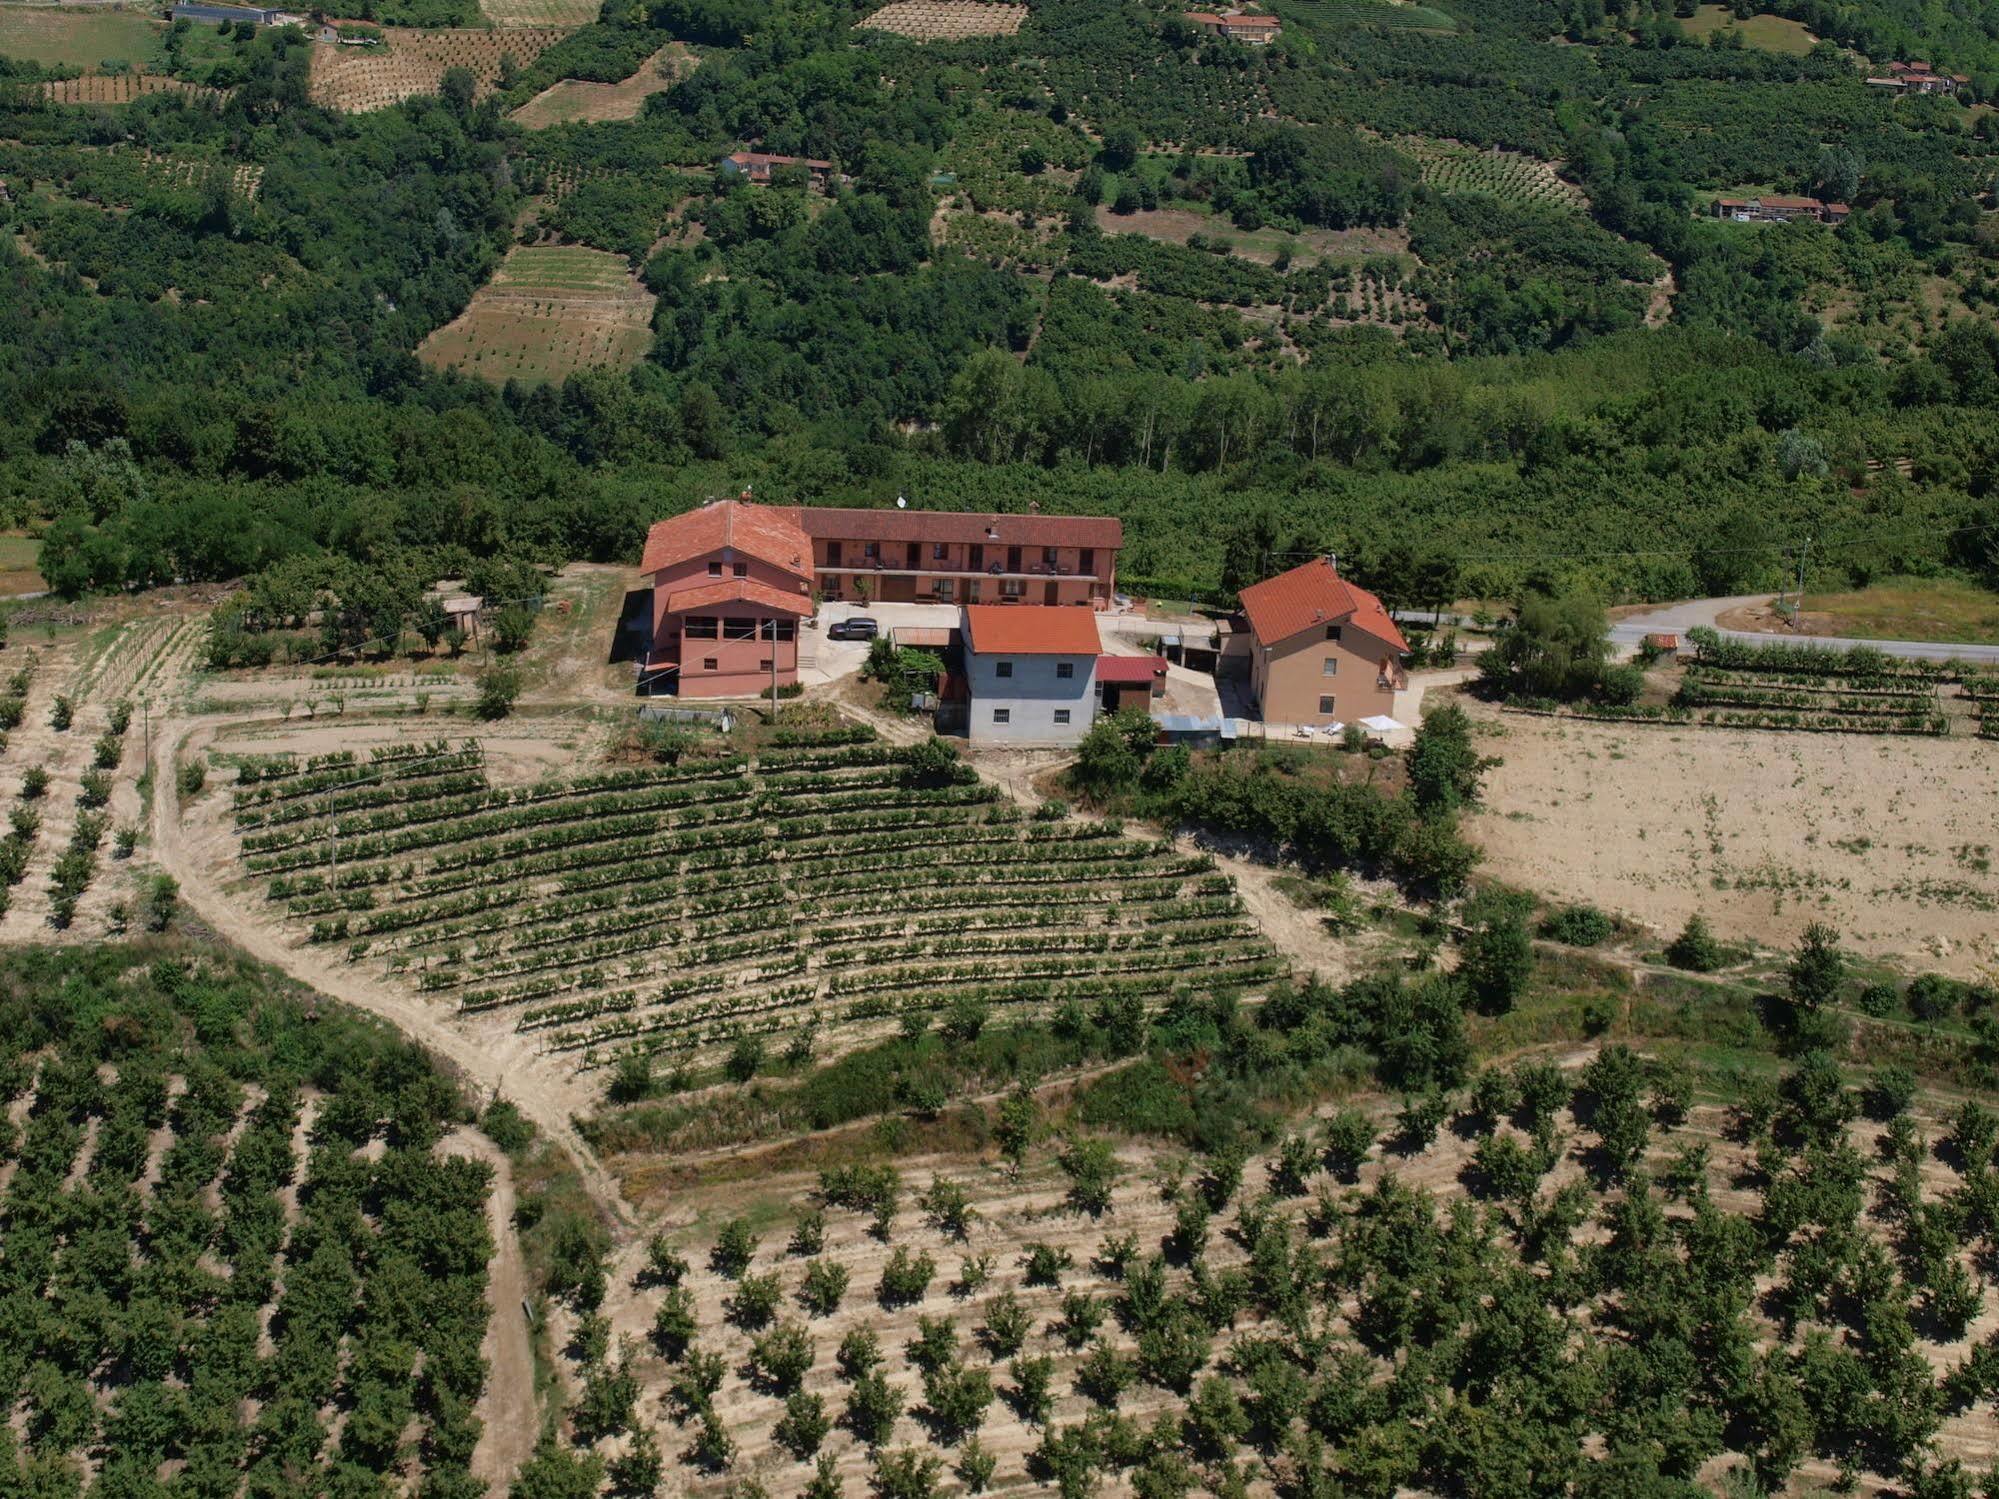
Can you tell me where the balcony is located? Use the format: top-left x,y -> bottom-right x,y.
832,562 -> 1104,582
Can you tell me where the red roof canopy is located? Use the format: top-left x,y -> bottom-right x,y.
641,500 -> 812,580
662,577 -> 811,616
963,605 -> 1101,656
1237,557 -> 1409,653
1096,654 -> 1167,685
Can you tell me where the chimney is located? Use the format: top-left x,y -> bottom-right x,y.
1325,553 -> 1339,575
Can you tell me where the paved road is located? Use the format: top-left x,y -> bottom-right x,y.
1401,597 -> 1999,666
1608,595 -> 1999,665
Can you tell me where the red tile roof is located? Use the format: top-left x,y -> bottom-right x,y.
963,605 -> 1101,656
1237,557 -> 1409,653
1096,654 -> 1167,685
640,501 -> 812,580
787,505 -> 1122,551
662,577 -> 811,616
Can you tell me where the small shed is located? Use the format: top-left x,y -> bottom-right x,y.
1096,654 -> 1168,713
891,625 -> 954,651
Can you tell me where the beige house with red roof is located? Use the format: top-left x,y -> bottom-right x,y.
1184,9 -> 1281,42
639,500 -> 814,698
1237,557 -> 1408,728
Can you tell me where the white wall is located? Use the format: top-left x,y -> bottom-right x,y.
966,650 -> 1098,745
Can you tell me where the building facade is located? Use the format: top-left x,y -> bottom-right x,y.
1711,195 -> 1849,225
798,506 -> 1120,608
962,605 -> 1102,745
1183,10 -> 1282,42
1237,557 -> 1408,728
639,503 -> 814,698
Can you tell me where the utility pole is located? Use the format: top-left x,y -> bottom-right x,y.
1796,535 -> 1812,619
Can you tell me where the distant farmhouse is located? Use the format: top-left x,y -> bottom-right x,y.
1712,195 -> 1850,225
1864,61 -> 1969,96
171,2 -> 307,25
1182,9 -> 1282,43
718,152 -> 847,190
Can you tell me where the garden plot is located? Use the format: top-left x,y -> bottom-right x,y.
308,26 -> 570,112
38,72 -> 224,107
856,0 -> 1028,40
1399,136 -> 1587,212
510,42 -> 692,128
417,244 -> 656,384
213,731 -> 1280,1089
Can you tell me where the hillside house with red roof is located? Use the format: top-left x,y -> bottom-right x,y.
1184,9 -> 1281,42
963,605 -> 1102,744
639,501 -> 814,698
1237,557 -> 1408,728
1872,61 -> 1969,94
719,152 -> 843,188
1711,195 -> 1848,225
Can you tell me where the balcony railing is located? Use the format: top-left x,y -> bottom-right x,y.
829,563 -> 1103,582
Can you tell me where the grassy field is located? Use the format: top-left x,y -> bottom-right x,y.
510,42 -> 690,127
0,533 -> 43,597
1271,0 -> 1459,33
478,0 -> 599,25
417,244 -> 656,384
0,7 -> 161,69
1677,4 -> 1817,53
1796,575 -> 1999,645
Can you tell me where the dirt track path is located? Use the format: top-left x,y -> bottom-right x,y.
145,711 -> 635,1233
441,1127 -> 541,1492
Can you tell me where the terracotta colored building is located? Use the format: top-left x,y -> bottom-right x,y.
1712,195 -> 1848,225
1184,9 -> 1282,42
800,506 -> 1120,608
639,498 -> 1122,696
639,502 -> 814,698
1237,557 -> 1408,728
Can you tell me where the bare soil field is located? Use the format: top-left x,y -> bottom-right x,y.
308,26 -> 571,112
1467,697 -> 1999,975
510,42 -> 692,128
417,244 -> 656,384
856,0 -> 1027,39
0,5 -> 158,68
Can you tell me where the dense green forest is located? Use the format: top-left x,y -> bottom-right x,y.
1,0 -> 1997,605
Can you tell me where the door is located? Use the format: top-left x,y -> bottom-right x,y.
1007,546 -> 1022,572
969,543 -> 984,570
1043,581 -> 1058,605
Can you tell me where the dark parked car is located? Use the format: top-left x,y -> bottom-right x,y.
827,616 -> 880,641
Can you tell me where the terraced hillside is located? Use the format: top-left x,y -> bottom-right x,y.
216,730 -> 1280,1090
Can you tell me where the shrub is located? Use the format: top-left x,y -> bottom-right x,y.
176,758 -> 207,798
476,661 -> 522,719
749,1323 -> 815,1393
78,770 -> 111,809
978,1289 -> 1031,1358
800,1258 -> 849,1317
92,734 -> 121,771
1542,904 -> 1612,947
776,1389 -> 830,1459
845,1370 -> 904,1446
877,1247 -> 936,1308
1665,914 -> 1723,972
50,696 -> 73,731
21,766 -> 48,800
1322,1109 -> 1375,1180
726,1272 -> 784,1330
711,1218 -> 760,1278
142,875 -> 179,933
1857,981 -> 1898,1018
1908,973 -> 1965,1023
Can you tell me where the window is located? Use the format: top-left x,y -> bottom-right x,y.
1325,625 -> 1342,642
683,616 -> 719,639
732,562 -> 748,578
759,659 -> 772,671
1055,661 -> 1074,680
1322,658 -> 1338,676
1043,547 -> 1059,566
826,542 -> 842,566
967,581 -> 980,601
767,619 -> 796,642
932,542 -> 948,560
707,561 -> 723,577
1318,695 -> 1335,714
996,661 -> 1013,679
992,708 -> 1011,724
863,541 -> 880,560
703,658 -> 719,672
1080,548 -> 1095,575
1053,709 -> 1071,725
723,618 -> 757,641
1001,579 -> 1026,598
933,579 -> 954,598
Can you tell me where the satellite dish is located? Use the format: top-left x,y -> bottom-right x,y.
896,494 -> 907,509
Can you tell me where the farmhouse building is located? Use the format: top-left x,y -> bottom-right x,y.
719,152 -> 842,188
1183,9 -> 1282,42
963,605 -> 1102,745
1237,557 -> 1407,728
1711,195 -> 1849,225
639,502 -> 813,699
1866,61 -> 1969,94
171,2 -> 305,24
804,505 -> 1121,608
